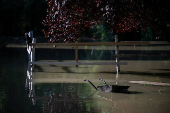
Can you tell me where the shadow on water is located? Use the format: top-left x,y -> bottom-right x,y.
129,91 -> 143,94
62,66 -> 74,73
34,65 -> 44,72
49,64 -> 57,67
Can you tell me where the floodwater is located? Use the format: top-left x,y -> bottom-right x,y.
0,45 -> 170,113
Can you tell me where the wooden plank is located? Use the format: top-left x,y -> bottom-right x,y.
30,61 -> 78,65
29,61 -> 127,65
121,41 -> 169,45
29,42 -> 149,47
149,41 -> 169,44
112,53 -> 170,57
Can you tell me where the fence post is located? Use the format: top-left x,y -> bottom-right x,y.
115,35 -> 120,72
75,41 -> 78,67
31,38 -> 36,62
30,31 -> 36,71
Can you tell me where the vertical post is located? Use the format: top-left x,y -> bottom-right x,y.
75,41 -> 78,67
115,35 -> 120,72
27,45 -> 31,62
26,33 -> 31,62
31,38 -> 36,71
31,38 -> 36,62
30,31 -> 36,71
115,67 -> 119,85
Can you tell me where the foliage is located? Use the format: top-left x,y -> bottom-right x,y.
96,0 -> 170,41
42,0 -> 170,42
42,0 -> 100,43
92,23 -> 114,42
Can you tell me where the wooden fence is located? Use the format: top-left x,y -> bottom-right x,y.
26,31 -> 160,72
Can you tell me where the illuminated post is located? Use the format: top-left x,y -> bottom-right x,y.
115,35 -> 120,72
31,38 -> 36,62
29,31 -> 36,71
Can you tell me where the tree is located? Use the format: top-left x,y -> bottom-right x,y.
97,0 -> 170,41
42,0 -> 101,43
42,0 -> 170,42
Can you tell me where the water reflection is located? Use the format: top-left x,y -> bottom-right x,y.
25,67 -> 101,113
25,64 -> 135,112
26,70 -> 36,105
41,93 -> 84,113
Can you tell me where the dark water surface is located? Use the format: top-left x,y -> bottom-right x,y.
1,47 -> 170,113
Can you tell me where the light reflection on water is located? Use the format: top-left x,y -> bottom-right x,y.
26,66 -> 102,112
25,82 -> 100,112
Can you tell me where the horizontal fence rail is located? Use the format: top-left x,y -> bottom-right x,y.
121,41 -> 169,45
29,61 -> 128,65
29,42 -> 150,47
